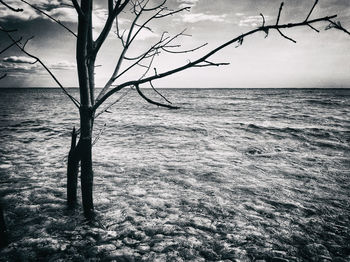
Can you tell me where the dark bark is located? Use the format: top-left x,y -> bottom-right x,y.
79,106 -> 94,219
76,0 -> 95,219
0,203 -> 8,248
67,127 -> 79,209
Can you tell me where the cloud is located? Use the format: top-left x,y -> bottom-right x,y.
177,0 -> 199,6
0,56 -> 76,75
177,0 -> 200,9
180,13 -> 228,23
49,61 -> 76,70
0,56 -> 40,74
92,8 -> 109,29
2,56 -> 36,64
46,6 -> 77,23
238,15 -> 270,27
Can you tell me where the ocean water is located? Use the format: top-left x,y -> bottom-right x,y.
0,88 -> 349,261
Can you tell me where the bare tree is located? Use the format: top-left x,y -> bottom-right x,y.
1,0 -> 349,219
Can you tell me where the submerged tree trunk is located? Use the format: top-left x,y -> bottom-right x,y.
73,0 -> 95,219
67,127 -> 79,209
0,203 -> 7,248
80,106 -> 94,219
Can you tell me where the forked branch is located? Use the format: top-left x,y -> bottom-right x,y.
94,0 -> 130,55
135,83 -> 179,109
96,1 -> 192,102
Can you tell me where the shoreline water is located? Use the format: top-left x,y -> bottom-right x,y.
0,88 -> 349,261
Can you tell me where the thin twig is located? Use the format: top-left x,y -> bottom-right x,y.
194,60 -> 230,67
95,89 -> 131,118
307,23 -> 319,33
277,29 -> 296,43
162,43 -> 208,54
92,123 -> 107,146
260,13 -> 265,27
139,51 -> 157,79
150,81 -> 172,104
276,2 -> 284,25
305,0 -> 318,21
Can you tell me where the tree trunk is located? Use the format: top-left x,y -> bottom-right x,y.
67,127 -> 79,209
80,106 -> 94,219
75,0 -> 95,219
0,203 -> 7,248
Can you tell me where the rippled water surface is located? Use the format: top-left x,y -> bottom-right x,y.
0,88 -> 349,261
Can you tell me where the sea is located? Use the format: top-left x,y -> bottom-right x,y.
0,88 -> 349,261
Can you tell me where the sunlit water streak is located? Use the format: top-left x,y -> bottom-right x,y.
0,88 -> 349,261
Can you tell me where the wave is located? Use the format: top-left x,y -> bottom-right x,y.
304,99 -> 344,107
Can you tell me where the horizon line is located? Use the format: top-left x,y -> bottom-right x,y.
0,86 -> 349,89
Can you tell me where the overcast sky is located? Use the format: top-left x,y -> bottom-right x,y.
0,0 -> 349,88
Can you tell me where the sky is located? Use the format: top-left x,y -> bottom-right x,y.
0,0 -> 349,88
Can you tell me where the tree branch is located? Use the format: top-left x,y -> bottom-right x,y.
71,0 -> 84,17
150,81 -> 172,104
93,0 -> 130,56
276,2 -> 284,25
260,13 -> 265,27
162,42 -> 208,54
135,84 -> 179,109
307,23 -> 320,33
0,0 -> 23,12
326,20 -> 350,35
0,37 -> 22,55
109,32 -> 169,82
194,60 -> 230,67
95,89 -> 131,118
154,6 -> 190,19
277,29 -> 296,43
96,2 -> 192,102
94,13 -> 340,111
305,0 -> 318,21
96,0 -> 157,101
142,0 -> 166,12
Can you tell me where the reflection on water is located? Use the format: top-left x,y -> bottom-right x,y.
0,88 -> 350,261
